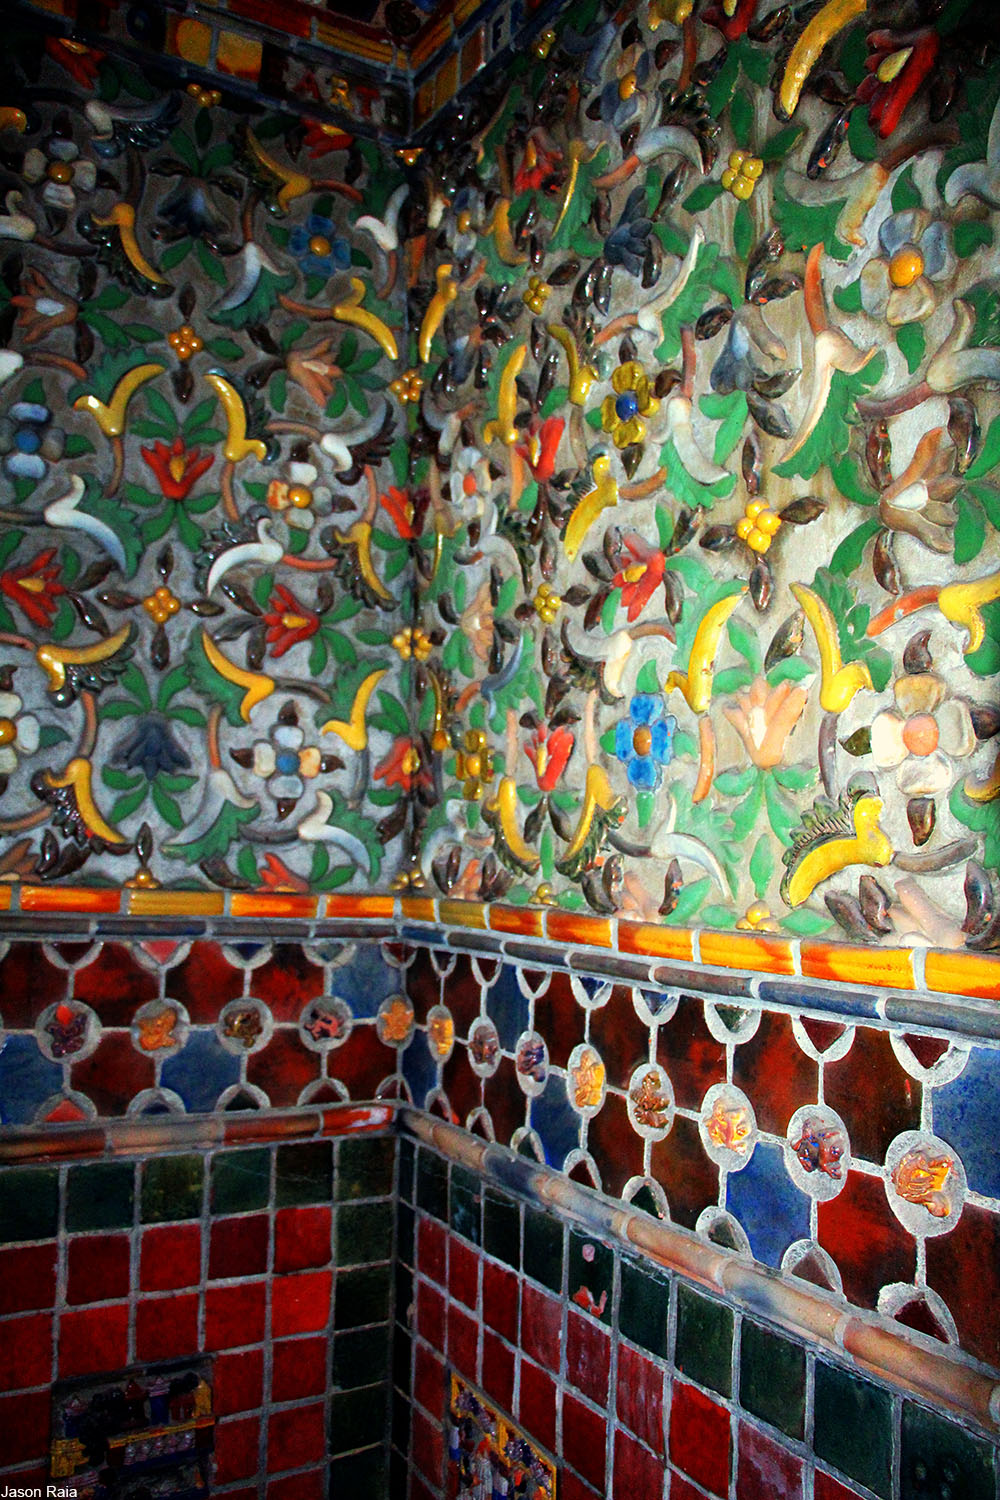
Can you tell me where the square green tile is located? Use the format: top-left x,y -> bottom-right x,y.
329,1385 -> 388,1454
398,1138 -> 415,1203
415,1149 -> 448,1221
397,1201 -> 415,1267
676,1283 -> 733,1397
339,1134 -> 396,1201
618,1258 -> 670,1359
333,1325 -> 391,1389
338,1201 -> 395,1266
0,1167 -> 59,1242
275,1140 -> 332,1207
336,1264 -> 393,1328
814,1360 -> 894,1500
568,1229 -> 613,1323
449,1164 -> 481,1244
66,1161 -> 134,1232
140,1154 -> 203,1224
523,1205 -> 563,1293
483,1188 -> 520,1269
739,1319 -> 805,1439
901,1401 -> 996,1500
211,1147 -> 270,1215
330,1444 -> 388,1497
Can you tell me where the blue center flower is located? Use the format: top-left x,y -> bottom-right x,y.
275,750 -> 300,776
615,391 -> 639,422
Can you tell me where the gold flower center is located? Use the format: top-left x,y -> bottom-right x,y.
47,161 -> 73,184
0,718 -> 16,746
889,246 -> 924,289
308,235 -> 331,257
633,726 -> 652,756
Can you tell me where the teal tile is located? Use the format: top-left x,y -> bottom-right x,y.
523,1205 -> 563,1293
0,1167 -> 59,1242
339,1134 -> 395,1201
739,1320 -> 805,1440
568,1229 -> 613,1322
140,1154 -> 203,1223
333,1325 -> 391,1388
337,1201 -> 395,1265
275,1140 -> 332,1206
66,1162 -> 134,1232
483,1188 -> 520,1269
336,1264 -> 393,1327
449,1164 -> 481,1244
329,1385 -> 388,1454
211,1147 -> 270,1215
814,1360 -> 894,1500
618,1259 -> 669,1359
901,1401 -> 995,1500
676,1282 -> 733,1397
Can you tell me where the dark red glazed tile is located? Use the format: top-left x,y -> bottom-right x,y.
656,994 -> 726,1109
447,1301 -> 478,1378
214,1347 -> 265,1415
669,1380 -> 731,1497
267,1469 -> 325,1500
273,1205 -> 332,1273
590,987 -> 652,1088
0,1244 -> 56,1316
617,1343 -> 665,1454
670,1475 -> 711,1500
210,1213 -> 269,1279
272,1336 -> 326,1403
140,1222 -> 202,1291
561,1392 -> 606,1492
521,1283 -> 562,1370
0,1390 -> 50,1464
440,1046 -> 484,1127
566,1309 -> 610,1406
417,1215 -> 447,1284
438,955 -> 484,1033
0,1312 -> 51,1391
247,1029 -> 320,1106
329,1023 -> 395,1099
168,942 -> 245,1022
824,1028 -> 921,1165
66,1233 -> 130,1304
587,1090 -> 644,1196
560,1473 -> 601,1500
814,1474 -> 868,1500
650,1115 -> 719,1230
251,943 -> 325,1022
271,1269 -> 332,1338
136,1292 -> 199,1361
448,1235 -> 479,1310
412,1407 -> 444,1487
732,1012 -> 816,1136
482,1057 -> 525,1145
532,971 -> 585,1069
413,1340 -> 445,1416
72,943 -> 157,1025
71,1031 -> 154,1116
613,1429 -> 665,1498
481,1328 -> 515,1411
518,1358 -> 556,1450
404,948 -> 439,1025
0,943 -> 66,1026
817,1171 -> 915,1309
736,1422 -> 803,1500
267,1401 -> 326,1472
482,1260 -> 518,1342
59,1302 -> 129,1377
926,1202 -> 1000,1368
214,1415 -> 261,1483
416,1277 -> 445,1353
205,1281 -> 267,1349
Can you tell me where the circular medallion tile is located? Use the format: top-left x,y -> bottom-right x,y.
426,1004 -> 456,1063
131,999 -> 189,1057
37,1000 -> 100,1063
377,993 -> 415,1047
626,1062 -> 675,1141
299,995 -> 353,1052
468,1018 -> 501,1077
514,1029 -> 549,1097
216,997 -> 273,1055
885,1130 -> 967,1236
784,1104 -> 850,1200
567,1042 -> 606,1117
699,1083 -> 757,1170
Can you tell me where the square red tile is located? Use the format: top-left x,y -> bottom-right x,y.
617,1343 -> 664,1454
271,1269 -> 332,1338
614,1429 -> 666,1498
814,1474 -> 867,1500
205,1281 -> 267,1349
518,1359 -> 556,1451
561,1392 -> 606,1493
413,1341 -> 445,1415
66,1234 -> 131,1305
214,1415 -> 260,1483
0,1390 -> 51,1464
481,1328 -> 515,1411
267,1469 -> 326,1500
416,1277 -> 445,1352
272,1336 -> 327,1402
412,1407 -> 444,1487
214,1347 -> 265,1416
136,1293 -> 199,1362
669,1475 -> 711,1500
58,1302 -> 128,1377
273,1205 -> 332,1273
418,1216 -> 447,1285
566,1310 -> 610,1406
267,1401 -> 326,1472
560,1473 -> 601,1500
447,1301 -> 478,1378
0,1313 -> 51,1391
210,1214 -> 269,1279
521,1283 -> 561,1370
0,1244 -> 56,1316
140,1222 -> 202,1292
448,1235 -> 479,1311
482,1261 -> 518,1343
669,1380 -> 731,1497
737,1422 -> 803,1500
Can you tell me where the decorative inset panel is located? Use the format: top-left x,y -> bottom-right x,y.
447,1373 -> 556,1500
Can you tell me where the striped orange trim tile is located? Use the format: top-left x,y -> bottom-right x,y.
617,922 -> 695,962
438,899 -> 488,930
229,893 -> 319,919
20,885 -> 122,914
544,910 -> 612,948
324,893 -> 395,919
699,931 -> 795,976
128,890 -> 225,918
924,950 -> 1000,1002
488,904 -> 544,938
399,894 -> 437,924
800,939 -> 914,989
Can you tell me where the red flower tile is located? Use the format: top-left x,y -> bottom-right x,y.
58,1302 -> 128,1377
521,1283 -> 562,1371
413,1340 -> 445,1415
214,1347 -> 265,1415
824,1027 -> 921,1165
814,1474 -> 868,1500
482,1260 -> 518,1343
616,1343 -> 664,1454
167,942 -> 245,1023
267,1469 -> 326,1500
650,1115 -> 719,1231
732,1011 -> 817,1136
272,1336 -> 326,1403
247,1029 -> 320,1106
566,1309 -> 610,1406
447,1301 -> 479,1378
0,1244 -> 56,1316
205,1281 -> 267,1349
251,943 -> 325,1022
0,1390 -> 50,1464
417,1215 -> 447,1285
416,1277 -> 445,1352
613,1429 -> 666,1498
481,1329 -> 515,1411
210,1213 -> 269,1279
136,1292 -> 199,1362
271,1269 -> 332,1338
214,1415 -> 261,1483
587,1091 -> 644,1197
561,1392 -> 606,1492
329,1023 -> 395,1099
71,1032 -> 154,1116
656,994 -> 726,1110
736,1422 -> 803,1500
0,1312 -> 51,1391
926,1201 -> 1000,1367
0,942 -> 67,1026
267,1401 -> 326,1472
669,1380 -> 731,1497
412,1407 -> 445,1487
448,1235 -> 480,1310
71,942 -> 157,1025
273,1205 -> 332,1273
141,1222 -> 202,1291
817,1170 -> 915,1309
518,1359 -> 556,1451
66,1233 -> 130,1304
